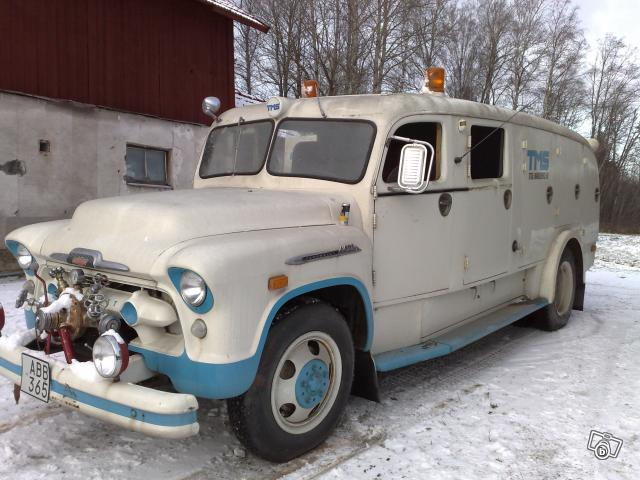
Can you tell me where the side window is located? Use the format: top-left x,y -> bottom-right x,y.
470,126 -> 504,179
382,122 -> 441,183
125,145 -> 169,186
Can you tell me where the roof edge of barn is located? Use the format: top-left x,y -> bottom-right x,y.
197,0 -> 270,33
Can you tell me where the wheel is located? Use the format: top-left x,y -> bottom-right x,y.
227,302 -> 354,462
534,248 -> 577,331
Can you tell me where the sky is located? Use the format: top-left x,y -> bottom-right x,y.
576,0 -> 640,58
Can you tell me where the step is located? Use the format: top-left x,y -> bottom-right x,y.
374,298 -> 548,372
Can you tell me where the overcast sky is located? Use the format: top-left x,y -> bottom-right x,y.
576,0 -> 640,57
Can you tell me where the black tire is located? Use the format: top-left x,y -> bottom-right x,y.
227,302 -> 354,462
533,248 -> 577,331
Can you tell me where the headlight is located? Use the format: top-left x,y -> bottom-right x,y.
16,244 -> 34,270
93,334 -> 129,378
180,271 -> 207,307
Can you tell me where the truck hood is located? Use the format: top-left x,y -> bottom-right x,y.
41,188 -> 340,275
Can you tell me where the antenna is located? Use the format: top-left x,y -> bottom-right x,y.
454,107 -> 525,164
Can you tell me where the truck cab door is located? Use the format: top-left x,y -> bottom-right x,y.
371,117 -> 457,352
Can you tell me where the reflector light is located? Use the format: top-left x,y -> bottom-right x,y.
268,274 -> 289,291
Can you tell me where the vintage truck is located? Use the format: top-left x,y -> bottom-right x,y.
0,69 -> 599,462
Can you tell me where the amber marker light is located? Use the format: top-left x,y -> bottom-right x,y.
268,274 -> 289,291
302,80 -> 319,98
426,67 -> 445,93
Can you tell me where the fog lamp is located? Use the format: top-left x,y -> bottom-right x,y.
93,333 -> 129,378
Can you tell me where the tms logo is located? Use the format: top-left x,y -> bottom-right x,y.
527,149 -> 550,179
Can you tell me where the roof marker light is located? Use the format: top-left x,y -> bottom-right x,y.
422,67 -> 445,94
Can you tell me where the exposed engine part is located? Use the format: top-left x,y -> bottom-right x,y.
85,293 -> 108,319
15,280 -> 35,308
48,266 -> 69,293
36,295 -> 86,334
98,314 -> 122,335
69,268 -> 86,286
59,326 -> 75,364
84,273 -> 109,319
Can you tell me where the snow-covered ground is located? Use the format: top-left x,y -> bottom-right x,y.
0,234 -> 638,479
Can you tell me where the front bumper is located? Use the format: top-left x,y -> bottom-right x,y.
0,341 -> 199,439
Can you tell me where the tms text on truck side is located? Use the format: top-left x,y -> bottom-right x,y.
0,68 -> 599,462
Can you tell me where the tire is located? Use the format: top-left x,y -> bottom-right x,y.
533,248 -> 577,331
227,302 -> 354,462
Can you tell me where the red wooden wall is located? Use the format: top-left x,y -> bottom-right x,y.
0,0 -> 235,124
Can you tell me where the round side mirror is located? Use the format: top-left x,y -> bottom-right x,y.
202,97 -> 221,118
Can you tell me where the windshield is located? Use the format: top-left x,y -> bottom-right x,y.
199,120 -> 273,178
267,119 -> 376,184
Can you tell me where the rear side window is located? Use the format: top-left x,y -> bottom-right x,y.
383,122 -> 441,183
470,126 -> 504,179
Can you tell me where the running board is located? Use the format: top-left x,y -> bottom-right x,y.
374,299 -> 548,372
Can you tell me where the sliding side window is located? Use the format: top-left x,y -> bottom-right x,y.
383,122 -> 441,183
470,126 -> 504,179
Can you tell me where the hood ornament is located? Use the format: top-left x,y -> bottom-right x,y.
50,248 -> 129,272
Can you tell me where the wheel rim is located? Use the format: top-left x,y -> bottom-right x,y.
270,331 -> 342,435
555,260 -> 574,316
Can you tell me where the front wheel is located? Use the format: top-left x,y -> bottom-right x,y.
227,302 -> 354,462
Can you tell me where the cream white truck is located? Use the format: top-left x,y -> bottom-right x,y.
0,84 -> 599,462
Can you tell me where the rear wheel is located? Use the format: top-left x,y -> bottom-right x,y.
227,302 -> 354,462
534,248 -> 577,331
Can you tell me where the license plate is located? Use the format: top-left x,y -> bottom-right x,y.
21,353 -> 51,403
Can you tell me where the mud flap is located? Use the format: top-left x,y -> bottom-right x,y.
351,349 -> 380,402
573,281 -> 585,311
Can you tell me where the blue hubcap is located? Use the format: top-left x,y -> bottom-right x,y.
295,359 -> 330,409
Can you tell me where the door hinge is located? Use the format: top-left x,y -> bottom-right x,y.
372,213 -> 377,229
372,185 -> 378,199
372,269 -> 377,286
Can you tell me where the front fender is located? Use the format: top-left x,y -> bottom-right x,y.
151,225 -> 373,366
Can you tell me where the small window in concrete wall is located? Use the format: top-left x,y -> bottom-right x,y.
125,145 -> 169,187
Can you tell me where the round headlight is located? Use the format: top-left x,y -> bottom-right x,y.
93,334 -> 128,378
180,271 -> 207,307
16,244 -> 34,270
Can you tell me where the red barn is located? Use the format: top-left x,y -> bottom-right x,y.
0,0 -> 268,124
0,0 -> 268,272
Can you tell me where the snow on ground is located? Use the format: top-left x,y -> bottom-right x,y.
0,235 -> 638,479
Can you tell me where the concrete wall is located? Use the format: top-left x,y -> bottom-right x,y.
0,91 -> 209,271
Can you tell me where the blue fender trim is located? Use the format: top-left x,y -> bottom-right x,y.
168,267 -> 214,314
130,276 -> 374,399
0,357 -> 197,428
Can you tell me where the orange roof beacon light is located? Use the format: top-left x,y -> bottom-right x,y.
302,79 -> 319,98
422,67 -> 445,95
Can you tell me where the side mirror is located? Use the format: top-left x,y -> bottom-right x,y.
202,97 -> 221,119
397,143 -> 434,194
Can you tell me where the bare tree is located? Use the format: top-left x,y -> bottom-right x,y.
539,0 -> 585,127
587,35 -> 640,229
505,0 -> 545,110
